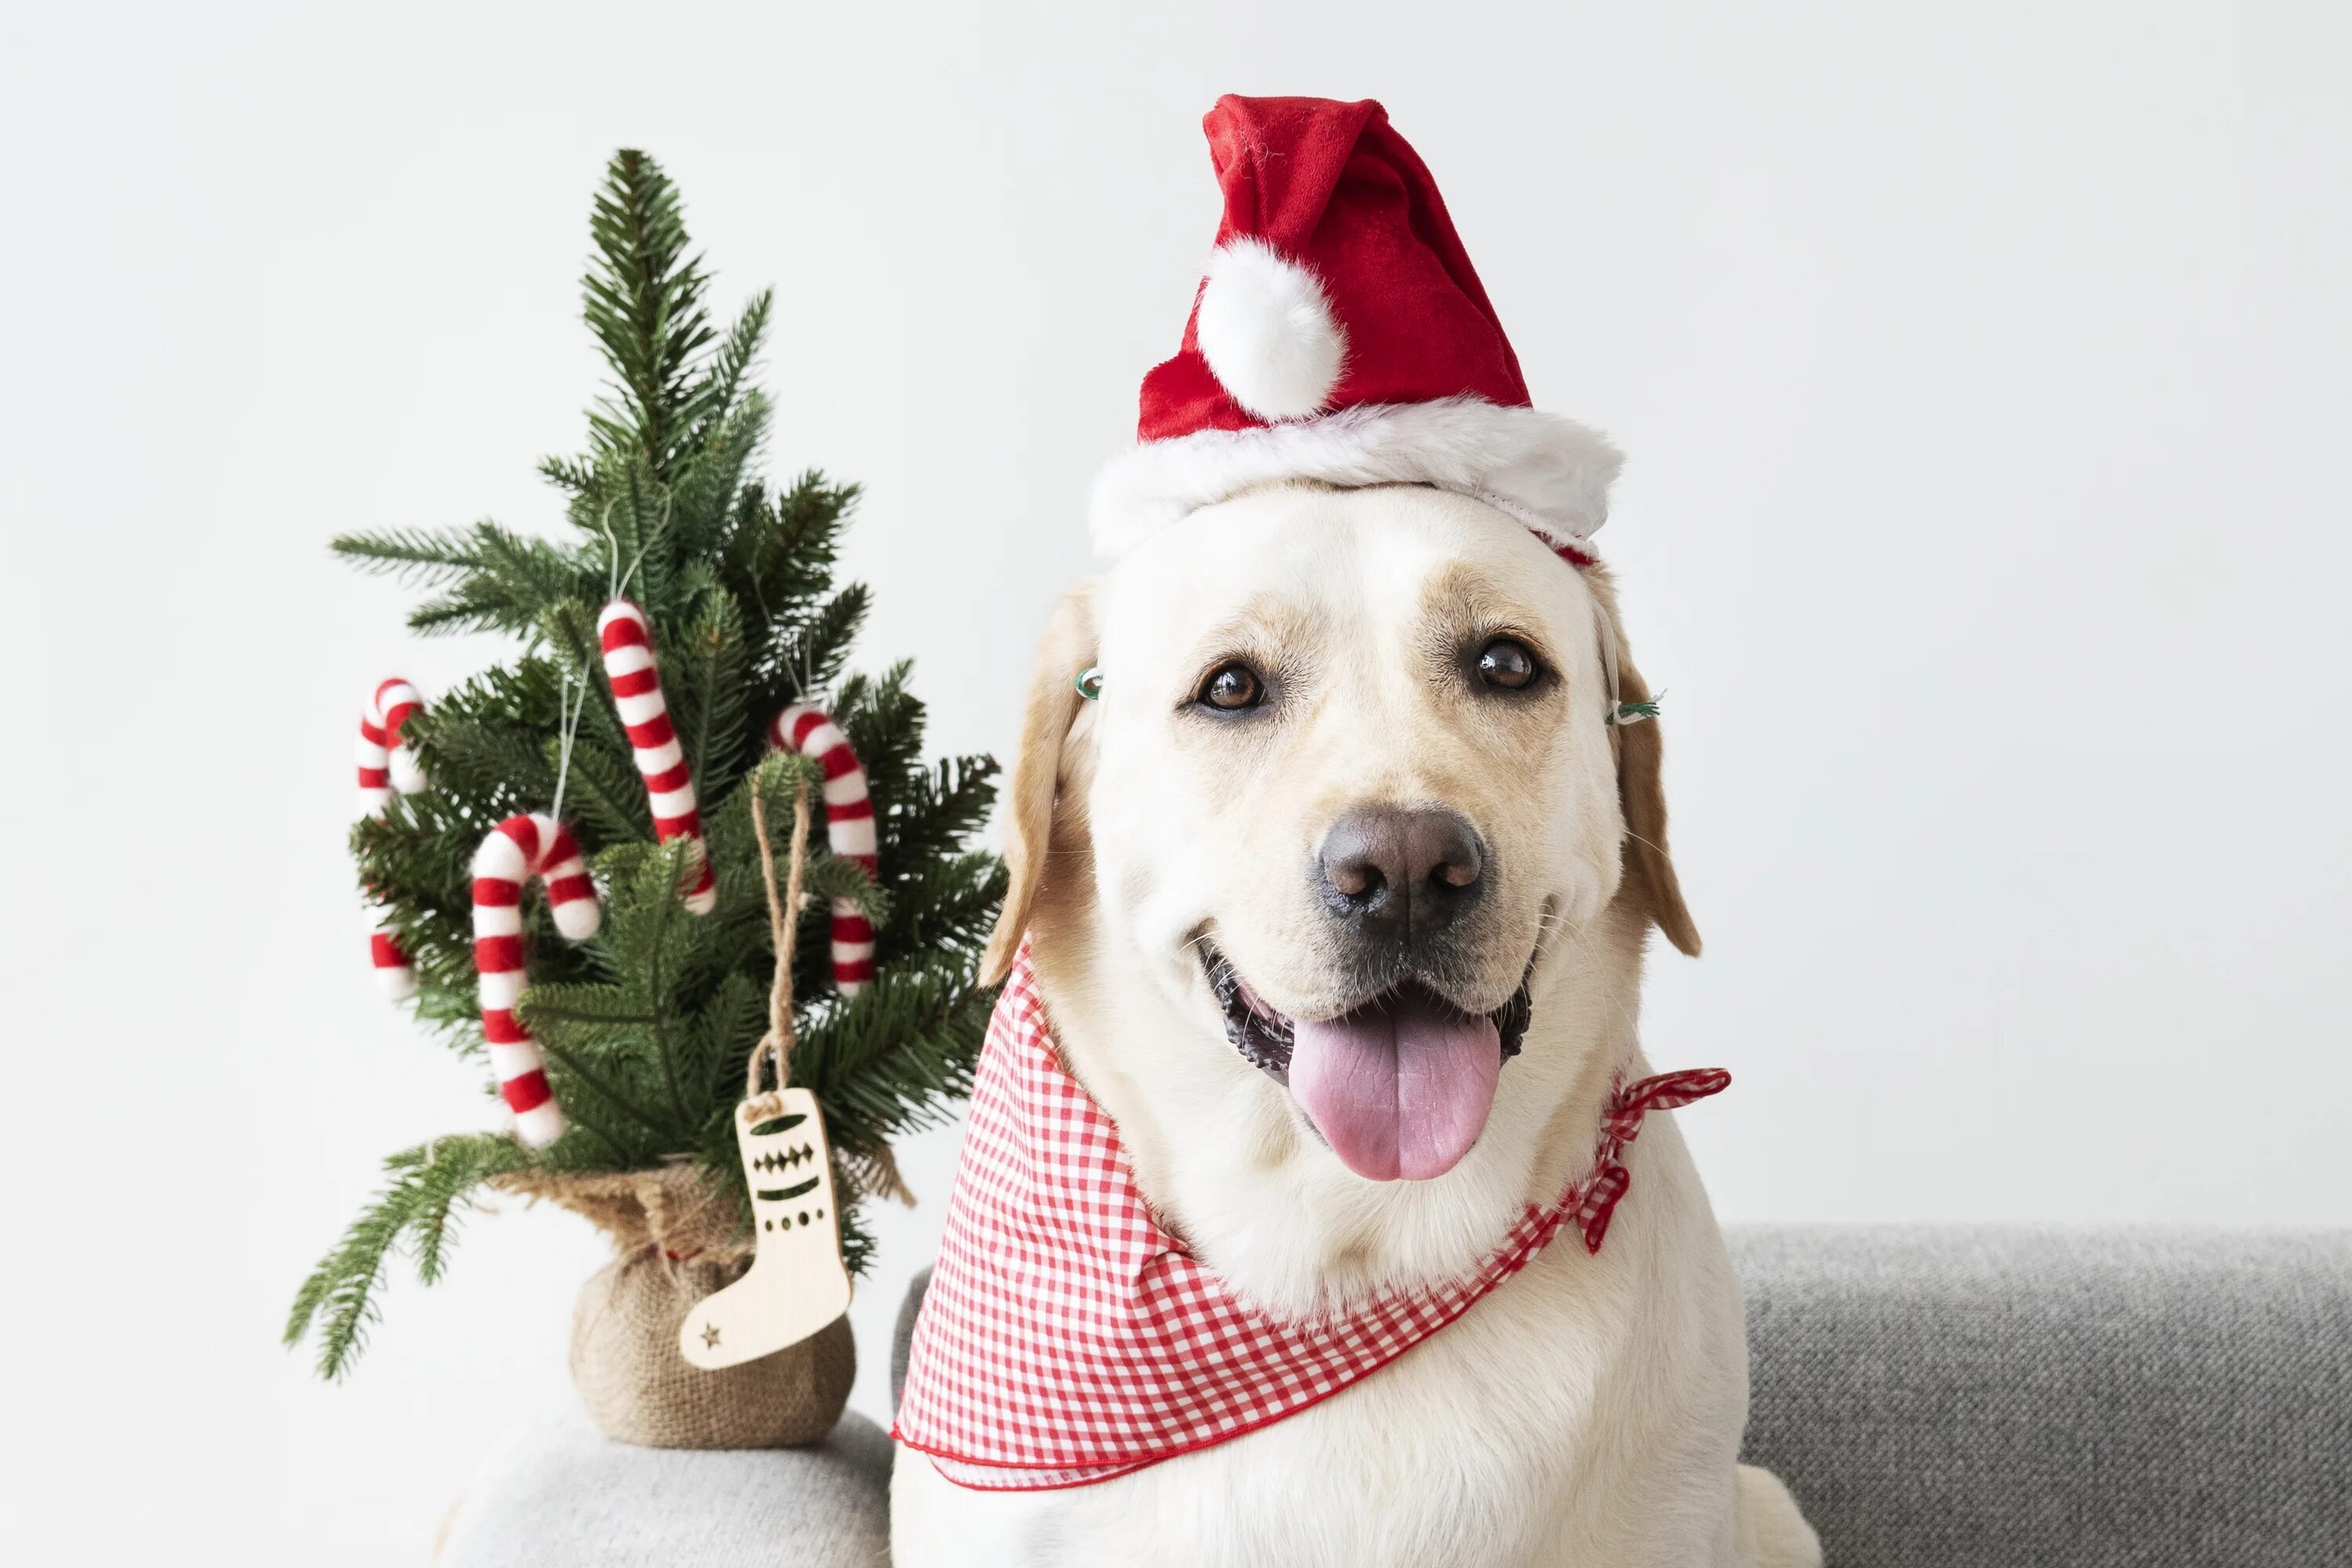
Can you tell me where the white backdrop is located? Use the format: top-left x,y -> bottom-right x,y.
3,2 -> 2346,1561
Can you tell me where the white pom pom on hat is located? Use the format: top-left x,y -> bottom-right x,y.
1194,238 -> 1347,422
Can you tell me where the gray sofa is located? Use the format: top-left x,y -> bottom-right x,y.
440,1226 -> 2352,1566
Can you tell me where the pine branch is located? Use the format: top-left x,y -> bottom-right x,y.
285,1135 -> 529,1379
330,524 -> 494,583
688,970 -> 766,1105
529,1040 -> 669,1160
879,851 -> 1007,964
670,391 -> 771,561
723,470 -> 852,649
637,850 -> 695,1131
880,755 -> 1003,881
839,662 -> 927,810
664,575 -> 750,794
538,454 -> 597,496
584,150 -> 715,477
758,584 -> 871,707
797,964 -> 990,1142
695,289 -> 772,436
546,734 -> 651,845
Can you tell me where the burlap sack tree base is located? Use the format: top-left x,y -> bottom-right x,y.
494,1163 -> 855,1449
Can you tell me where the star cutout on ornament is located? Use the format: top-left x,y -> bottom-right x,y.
701,1323 -> 721,1349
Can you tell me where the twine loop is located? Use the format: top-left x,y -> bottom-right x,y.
746,775 -> 814,1116
741,766 -> 915,1208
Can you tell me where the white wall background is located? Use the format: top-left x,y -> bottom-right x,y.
3,1 -> 2345,1560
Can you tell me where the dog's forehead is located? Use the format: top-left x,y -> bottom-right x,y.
1105,484 -> 1590,652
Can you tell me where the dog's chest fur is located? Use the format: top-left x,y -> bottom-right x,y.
890,1117 -> 1753,1568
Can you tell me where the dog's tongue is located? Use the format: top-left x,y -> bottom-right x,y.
1289,989 -> 1502,1181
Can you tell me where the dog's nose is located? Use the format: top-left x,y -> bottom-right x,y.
1316,805 -> 1487,938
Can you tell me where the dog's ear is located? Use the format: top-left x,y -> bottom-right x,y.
1588,577 -> 1701,957
981,583 -> 1100,985
1610,647 -> 1700,956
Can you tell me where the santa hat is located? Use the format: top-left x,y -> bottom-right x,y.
1091,96 -> 1621,562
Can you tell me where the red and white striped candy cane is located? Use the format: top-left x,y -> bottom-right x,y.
356,678 -> 428,998
473,813 -> 603,1148
769,704 -> 879,995
597,601 -> 716,914
357,678 -> 427,809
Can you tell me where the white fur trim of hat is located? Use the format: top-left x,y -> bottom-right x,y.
1089,396 -> 1624,561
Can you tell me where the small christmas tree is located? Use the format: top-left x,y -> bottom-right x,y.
288,149 -> 1002,1380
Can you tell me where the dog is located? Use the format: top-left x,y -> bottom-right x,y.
889,478 -> 1822,1566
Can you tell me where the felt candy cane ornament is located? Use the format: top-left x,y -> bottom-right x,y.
768,704 -> 878,994
597,601 -> 717,914
355,678 -> 428,998
357,678 -> 428,805
473,813 -> 602,1148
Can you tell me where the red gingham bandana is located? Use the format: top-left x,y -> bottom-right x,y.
891,946 -> 1730,1491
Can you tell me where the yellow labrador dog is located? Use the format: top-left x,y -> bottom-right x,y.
891,479 -> 1820,1566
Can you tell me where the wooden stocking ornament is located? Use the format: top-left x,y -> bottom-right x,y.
681,1088 -> 854,1369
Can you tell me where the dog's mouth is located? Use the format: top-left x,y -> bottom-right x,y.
1204,946 -> 1534,1183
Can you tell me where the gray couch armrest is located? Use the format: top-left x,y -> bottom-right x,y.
437,1409 -> 892,1567
1732,1225 -> 2351,1567
892,1263 -> 930,1416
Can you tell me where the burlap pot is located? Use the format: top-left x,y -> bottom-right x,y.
495,1164 -> 854,1449
569,1250 -> 855,1448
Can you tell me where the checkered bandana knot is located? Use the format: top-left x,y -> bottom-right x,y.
891,946 -> 1730,1491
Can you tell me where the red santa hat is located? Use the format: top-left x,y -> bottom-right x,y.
1091,96 -> 1621,561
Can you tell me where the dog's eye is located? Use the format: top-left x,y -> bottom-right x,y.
1475,637 -> 1541,691
1197,662 -> 1266,712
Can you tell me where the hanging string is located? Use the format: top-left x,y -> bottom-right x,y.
744,771 -> 915,1206
746,775 -> 814,1112
548,664 -> 591,824
599,500 -> 650,604
793,614 -> 822,709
